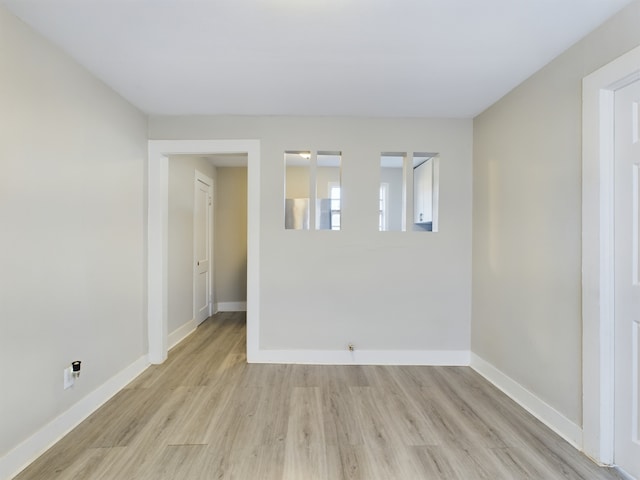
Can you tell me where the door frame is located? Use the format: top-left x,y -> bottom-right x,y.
193,170 -> 214,325
148,139 -> 260,364
582,44 -> 640,464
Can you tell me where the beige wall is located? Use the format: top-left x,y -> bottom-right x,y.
168,156 -> 216,332
215,167 -> 248,305
0,5 -> 147,459
285,166 -> 310,199
150,116 -> 473,352
472,0 -> 640,425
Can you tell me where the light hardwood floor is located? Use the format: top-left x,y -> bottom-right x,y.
14,312 -> 624,480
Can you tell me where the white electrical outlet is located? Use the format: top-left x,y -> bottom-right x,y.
63,366 -> 74,390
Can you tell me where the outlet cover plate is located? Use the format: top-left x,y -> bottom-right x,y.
63,367 -> 74,389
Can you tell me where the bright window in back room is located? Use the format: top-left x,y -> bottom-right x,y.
316,152 -> 342,231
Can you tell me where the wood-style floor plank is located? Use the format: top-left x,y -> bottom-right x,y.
12,312 -> 626,480
282,387 -> 328,480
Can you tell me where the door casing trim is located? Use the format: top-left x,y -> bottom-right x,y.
148,139 -> 260,364
582,44 -> 640,464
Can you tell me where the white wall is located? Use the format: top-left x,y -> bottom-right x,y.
215,167 -> 248,305
0,3 -> 147,463
472,0 -> 640,426
149,116 -> 473,357
168,156 -> 216,333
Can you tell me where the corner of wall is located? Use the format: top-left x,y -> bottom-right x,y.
470,352 -> 583,450
168,319 -> 196,350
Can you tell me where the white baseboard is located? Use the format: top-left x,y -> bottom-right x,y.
248,348 -> 470,366
0,356 -> 149,480
168,318 -> 196,350
215,301 -> 246,312
615,466 -> 637,480
470,353 -> 583,449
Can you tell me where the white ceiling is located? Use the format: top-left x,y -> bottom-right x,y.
2,0 -> 633,118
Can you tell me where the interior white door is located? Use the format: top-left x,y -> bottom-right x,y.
194,176 -> 212,325
614,78 -> 640,479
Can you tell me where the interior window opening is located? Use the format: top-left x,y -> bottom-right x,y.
379,152 -> 406,231
284,150 -> 342,231
412,152 -> 440,233
316,152 -> 342,231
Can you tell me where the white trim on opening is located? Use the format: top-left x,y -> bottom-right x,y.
147,140 -> 261,364
582,44 -> 640,465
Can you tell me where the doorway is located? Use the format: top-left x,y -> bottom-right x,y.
148,140 -> 261,365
